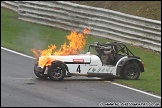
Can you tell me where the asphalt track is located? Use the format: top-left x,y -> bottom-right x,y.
1,47 -> 161,107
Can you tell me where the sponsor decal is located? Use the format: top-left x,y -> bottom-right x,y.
92,68 -> 96,72
88,68 -> 92,71
73,59 -> 84,63
101,68 -> 105,72
106,68 -> 110,72
97,68 -> 101,72
106,67 -> 114,72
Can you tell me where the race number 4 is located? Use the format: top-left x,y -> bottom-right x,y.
76,65 -> 81,73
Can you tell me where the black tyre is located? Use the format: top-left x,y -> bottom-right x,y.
47,63 -> 66,81
34,63 -> 48,79
122,63 -> 140,80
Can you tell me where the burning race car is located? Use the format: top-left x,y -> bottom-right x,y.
34,41 -> 144,81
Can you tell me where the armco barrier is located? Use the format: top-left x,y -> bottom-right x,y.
1,1 -> 19,12
1,1 -> 161,52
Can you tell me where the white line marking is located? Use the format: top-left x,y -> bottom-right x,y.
13,78 -> 35,80
105,81 -> 161,99
1,47 -> 36,59
1,47 -> 161,99
2,77 -> 34,80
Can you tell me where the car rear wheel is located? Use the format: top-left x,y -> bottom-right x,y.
47,63 -> 66,81
122,63 -> 140,80
34,63 -> 48,79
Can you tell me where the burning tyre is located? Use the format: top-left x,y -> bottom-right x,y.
34,63 -> 48,79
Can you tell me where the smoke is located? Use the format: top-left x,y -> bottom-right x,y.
14,27 -> 46,50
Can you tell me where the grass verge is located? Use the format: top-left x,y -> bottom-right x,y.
1,7 -> 161,96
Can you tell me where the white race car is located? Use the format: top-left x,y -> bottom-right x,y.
34,41 -> 144,81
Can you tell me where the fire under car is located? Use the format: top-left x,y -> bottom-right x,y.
34,41 -> 144,81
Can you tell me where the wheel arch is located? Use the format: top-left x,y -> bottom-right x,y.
116,58 -> 144,76
51,60 -> 69,73
125,59 -> 144,72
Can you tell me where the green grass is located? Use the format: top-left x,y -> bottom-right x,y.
1,7 -> 161,96
114,45 -> 161,95
70,1 -> 161,21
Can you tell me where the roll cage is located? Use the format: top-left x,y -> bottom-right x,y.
88,41 -> 140,65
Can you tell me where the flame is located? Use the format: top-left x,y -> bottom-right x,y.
38,56 -> 54,68
31,28 -> 90,67
31,49 -> 39,58
39,45 -> 56,56
83,27 -> 90,34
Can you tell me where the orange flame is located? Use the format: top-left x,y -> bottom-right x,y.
83,27 -> 90,34
31,28 -> 90,67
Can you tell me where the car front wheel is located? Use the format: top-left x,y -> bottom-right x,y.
47,63 -> 66,81
34,63 -> 48,79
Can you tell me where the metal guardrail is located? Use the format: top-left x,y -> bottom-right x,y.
1,1 -> 19,12
1,1 -> 161,52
